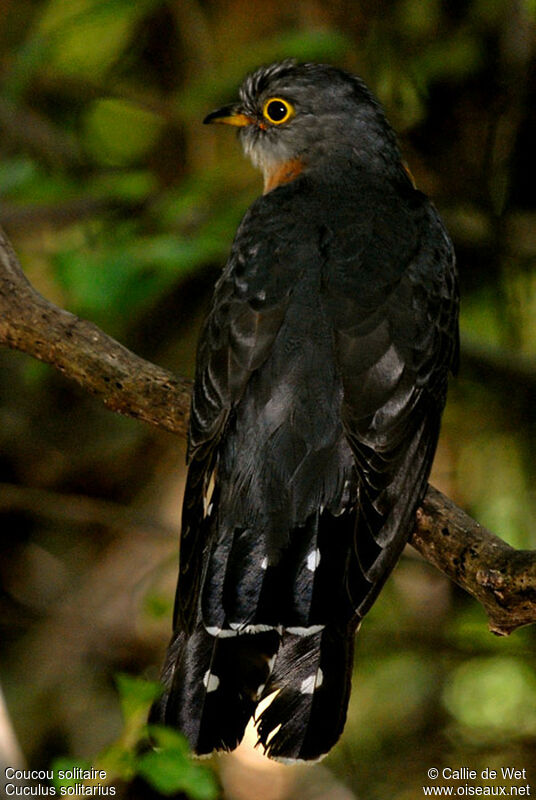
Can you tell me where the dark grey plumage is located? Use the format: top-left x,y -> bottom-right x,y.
151,60 -> 459,762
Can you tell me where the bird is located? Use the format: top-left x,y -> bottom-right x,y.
151,59 -> 459,763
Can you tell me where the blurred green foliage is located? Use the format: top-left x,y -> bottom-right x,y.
138,727 -> 219,798
444,656 -> 536,739
1,1 -> 536,799
50,676 -> 219,798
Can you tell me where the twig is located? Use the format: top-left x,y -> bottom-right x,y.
1,225 -> 535,636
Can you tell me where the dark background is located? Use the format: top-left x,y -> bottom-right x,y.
1,1 -> 536,798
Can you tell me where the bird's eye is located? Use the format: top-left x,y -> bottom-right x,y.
262,97 -> 294,125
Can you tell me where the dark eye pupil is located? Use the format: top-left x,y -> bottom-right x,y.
267,101 -> 287,121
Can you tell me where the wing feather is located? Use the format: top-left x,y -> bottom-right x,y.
322,194 -> 458,615
176,192 -> 314,628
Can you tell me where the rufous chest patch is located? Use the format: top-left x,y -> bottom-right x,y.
263,158 -> 304,193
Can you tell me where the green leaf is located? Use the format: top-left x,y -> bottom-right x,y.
95,741 -> 137,781
137,727 -> 219,799
116,674 -> 162,725
50,758 -> 92,790
147,724 -> 192,752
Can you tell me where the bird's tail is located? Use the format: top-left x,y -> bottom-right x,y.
151,621 -> 356,763
255,625 -> 355,762
150,622 -> 280,756
152,492 -> 362,760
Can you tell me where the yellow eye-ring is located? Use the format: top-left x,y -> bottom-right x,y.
262,97 -> 294,125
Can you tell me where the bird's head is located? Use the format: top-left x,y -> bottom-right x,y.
204,60 -> 403,193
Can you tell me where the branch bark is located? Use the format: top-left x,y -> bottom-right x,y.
1,226 -> 535,637
0,227 -> 192,438
413,487 -> 536,636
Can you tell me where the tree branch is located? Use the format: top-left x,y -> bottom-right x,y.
411,487 -> 536,636
0,227 -> 192,438
1,226 -> 535,637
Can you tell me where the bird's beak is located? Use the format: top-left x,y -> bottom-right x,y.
203,105 -> 254,127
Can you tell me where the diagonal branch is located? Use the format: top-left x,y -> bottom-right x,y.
0,227 -> 192,438
412,487 -> 536,636
1,225 -> 535,637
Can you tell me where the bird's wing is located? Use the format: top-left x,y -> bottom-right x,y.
177,190 -> 315,628
322,187 -> 459,617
